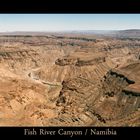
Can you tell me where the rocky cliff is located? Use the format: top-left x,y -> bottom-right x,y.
0,35 -> 140,126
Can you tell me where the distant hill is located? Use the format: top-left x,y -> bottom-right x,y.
0,29 -> 140,38
116,29 -> 140,38
71,29 -> 140,38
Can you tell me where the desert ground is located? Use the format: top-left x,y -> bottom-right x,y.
0,30 -> 140,126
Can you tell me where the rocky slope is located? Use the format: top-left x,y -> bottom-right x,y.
0,35 -> 140,126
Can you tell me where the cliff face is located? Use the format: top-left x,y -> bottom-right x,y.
0,35 -> 140,126
55,56 -> 105,66
49,69 -> 140,126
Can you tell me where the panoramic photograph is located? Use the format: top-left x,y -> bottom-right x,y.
0,14 -> 140,126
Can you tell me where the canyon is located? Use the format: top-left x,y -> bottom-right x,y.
0,31 -> 140,126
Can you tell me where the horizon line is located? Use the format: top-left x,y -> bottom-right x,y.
0,29 -> 140,33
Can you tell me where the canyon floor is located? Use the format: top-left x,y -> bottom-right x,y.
0,32 -> 140,126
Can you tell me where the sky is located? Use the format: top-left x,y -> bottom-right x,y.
0,14 -> 140,32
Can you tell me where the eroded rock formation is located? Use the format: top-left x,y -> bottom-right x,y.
0,34 -> 140,126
